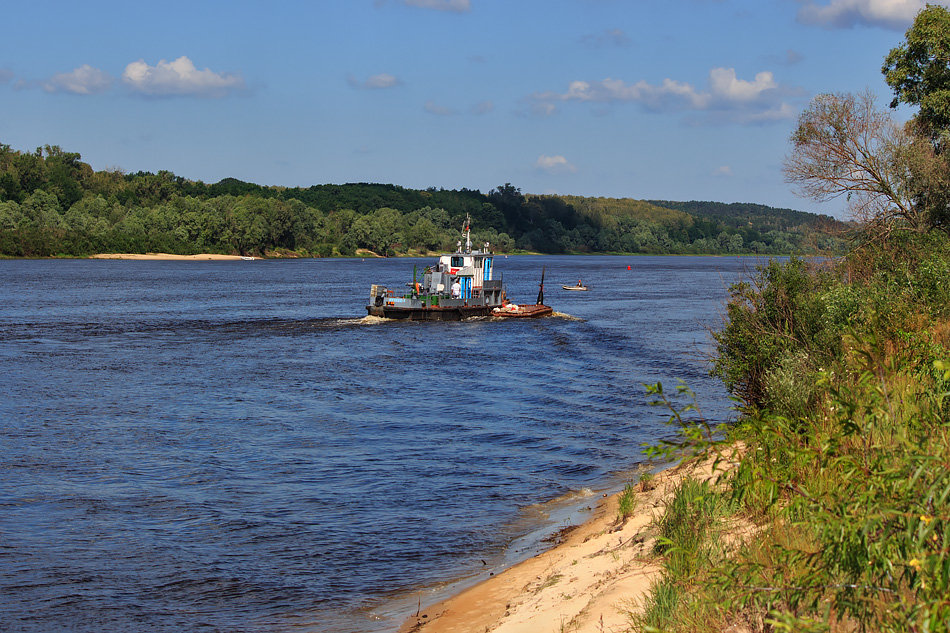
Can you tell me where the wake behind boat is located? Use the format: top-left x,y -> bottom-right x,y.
366,217 -> 552,321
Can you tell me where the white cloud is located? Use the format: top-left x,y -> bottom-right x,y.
796,0 -> 935,29
122,56 -> 245,97
532,67 -> 797,124
43,64 -> 113,95
349,73 -> 401,89
742,102 -> 798,123
404,0 -> 471,12
535,154 -> 577,174
424,100 -> 457,115
709,68 -> 777,101
713,165 -> 734,177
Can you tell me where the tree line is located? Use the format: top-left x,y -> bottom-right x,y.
0,144 -> 842,258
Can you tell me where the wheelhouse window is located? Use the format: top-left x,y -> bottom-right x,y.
451,256 -> 463,267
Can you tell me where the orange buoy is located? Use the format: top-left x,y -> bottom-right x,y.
627,265 -> 631,270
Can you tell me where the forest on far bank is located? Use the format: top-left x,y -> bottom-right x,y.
0,142 -> 846,258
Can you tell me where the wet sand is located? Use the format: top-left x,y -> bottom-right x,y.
399,453 -> 734,633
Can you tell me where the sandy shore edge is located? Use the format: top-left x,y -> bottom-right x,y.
90,253 -> 253,260
399,453 -> 734,633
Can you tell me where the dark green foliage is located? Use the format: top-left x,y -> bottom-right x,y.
883,4 -> 950,137
714,231 -> 950,410
0,141 -> 842,258
712,258 -> 838,409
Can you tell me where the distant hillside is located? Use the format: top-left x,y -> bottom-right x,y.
539,195 -> 692,226
648,199 -> 840,231
0,142 -> 845,257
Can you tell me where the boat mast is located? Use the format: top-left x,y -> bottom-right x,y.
463,214 -> 472,254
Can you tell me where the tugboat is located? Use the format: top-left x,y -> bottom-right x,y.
366,217 -> 553,321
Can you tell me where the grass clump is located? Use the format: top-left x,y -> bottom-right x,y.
631,477 -> 734,632
653,478 -> 731,579
639,472 -> 656,492
617,483 -> 638,522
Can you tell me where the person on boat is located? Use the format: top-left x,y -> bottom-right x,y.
577,279 -> 582,286
451,279 -> 461,298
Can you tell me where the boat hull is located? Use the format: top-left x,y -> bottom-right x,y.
367,303 -> 553,320
491,304 -> 553,318
367,304 -> 497,321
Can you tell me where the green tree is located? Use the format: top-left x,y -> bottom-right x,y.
0,200 -> 24,230
883,4 -> 950,142
21,189 -> 63,229
42,145 -> 86,208
230,198 -> 268,255
407,216 -> 439,251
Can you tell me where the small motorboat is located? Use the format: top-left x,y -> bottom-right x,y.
562,281 -> 589,291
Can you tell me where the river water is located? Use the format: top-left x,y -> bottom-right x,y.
0,255 -> 751,632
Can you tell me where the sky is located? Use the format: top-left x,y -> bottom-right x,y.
1,0 -> 945,219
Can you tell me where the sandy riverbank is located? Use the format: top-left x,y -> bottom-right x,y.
399,454 -> 734,633
90,253 -> 253,260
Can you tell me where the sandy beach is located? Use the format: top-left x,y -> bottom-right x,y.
90,253 -> 253,260
400,454 -> 733,633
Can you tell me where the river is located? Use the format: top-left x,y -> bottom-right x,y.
0,254 -> 753,632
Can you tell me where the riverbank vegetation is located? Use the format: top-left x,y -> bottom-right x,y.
634,7 -> 950,632
0,146 -> 843,258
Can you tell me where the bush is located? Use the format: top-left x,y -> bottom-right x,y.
761,349 -> 819,420
712,257 -> 837,408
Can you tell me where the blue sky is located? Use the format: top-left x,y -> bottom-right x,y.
1,0 -> 943,218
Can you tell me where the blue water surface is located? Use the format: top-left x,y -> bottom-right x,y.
0,255 -> 754,632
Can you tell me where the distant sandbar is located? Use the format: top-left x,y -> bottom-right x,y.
90,253 -> 253,261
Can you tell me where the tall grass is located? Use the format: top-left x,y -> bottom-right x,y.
618,482 -> 638,522
631,478 -> 733,631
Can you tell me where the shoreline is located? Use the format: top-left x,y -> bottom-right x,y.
397,453 -> 733,633
38,252 -> 797,262
89,253 -> 253,260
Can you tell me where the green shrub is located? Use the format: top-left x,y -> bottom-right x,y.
761,349 -> 819,420
713,257 -> 837,408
